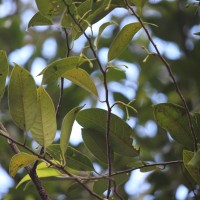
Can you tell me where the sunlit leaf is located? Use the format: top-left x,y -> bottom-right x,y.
16,161 -> 62,188
77,108 -> 139,157
95,21 -> 118,49
108,22 -> 142,61
28,12 -> 52,28
188,144 -> 200,167
62,68 -> 98,97
8,64 -> 37,132
9,153 -> 39,177
0,50 -> 9,101
38,56 -> 87,84
183,150 -> 200,184
30,86 -> 57,148
60,105 -> 84,162
153,103 -> 193,149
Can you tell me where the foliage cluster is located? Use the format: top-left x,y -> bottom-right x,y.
0,0 -> 200,199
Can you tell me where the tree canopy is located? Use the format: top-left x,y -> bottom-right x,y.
0,0 -> 200,199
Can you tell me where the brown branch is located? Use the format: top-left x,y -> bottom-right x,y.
124,0 -> 198,152
0,123 -> 51,200
62,1 -> 113,197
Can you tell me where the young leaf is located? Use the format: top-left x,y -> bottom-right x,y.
183,150 -> 200,184
0,50 -> 9,101
28,12 -> 52,28
60,105 -> 84,162
38,56 -> 87,84
82,128 -> 110,164
16,161 -> 62,188
95,21 -> 118,49
108,22 -> 142,61
153,103 -> 193,149
77,108 -> 139,157
62,68 -> 98,97
8,64 -> 38,132
9,153 -> 39,177
30,86 -> 57,148
66,146 -> 94,171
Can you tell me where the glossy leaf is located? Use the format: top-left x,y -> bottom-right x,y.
16,161 -> 62,188
28,12 -> 52,28
38,56 -> 87,84
95,21 -> 118,49
77,108 -> 139,157
82,128 -> 109,164
8,64 -> 37,131
183,150 -> 200,184
93,173 -> 129,195
0,50 -> 9,101
9,153 -> 39,177
153,103 -> 193,149
60,105 -> 84,162
62,68 -> 98,97
30,86 -> 57,148
108,22 -> 142,61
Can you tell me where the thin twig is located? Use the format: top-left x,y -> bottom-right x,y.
62,1 -> 113,197
0,124 -> 51,200
124,0 -> 198,152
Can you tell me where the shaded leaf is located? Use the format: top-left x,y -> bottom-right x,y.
66,146 -> 94,171
9,153 -> 39,177
16,161 -> 62,188
28,12 -> 52,28
153,103 -> 193,149
38,56 -> 87,84
0,50 -> 9,101
8,64 -> 37,132
62,68 -> 98,97
183,150 -> 200,184
95,21 -> 118,49
82,128 -> 109,164
60,105 -> 84,163
30,86 -> 57,148
93,173 -> 129,195
140,165 -> 158,172
77,108 -> 139,157
108,22 -> 142,61
194,32 -> 200,36
188,144 -> 200,167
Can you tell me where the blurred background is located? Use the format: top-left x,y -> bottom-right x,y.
0,0 -> 200,199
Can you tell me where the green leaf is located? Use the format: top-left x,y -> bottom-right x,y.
60,105 -> 84,163
16,161 -> 62,188
140,165 -> 158,172
93,173 -> 129,195
194,32 -> 200,36
62,68 -> 98,97
130,0 -> 146,15
38,56 -> 87,84
28,12 -> 52,28
9,153 -> 39,177
82,128 -> 111,164
183,150 -> 200,184
108,22 -> 142,61
0,50 -> 9,101
188,145 -> 200,167
47,144 -> 94,171
153,103 -> 193,149
35,0 -> 65,19
30,86 -> 57,148
95,21 -> 118,49
77,108 -> 139,157
66,146 -> 94,171
8,64 -> 38,132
